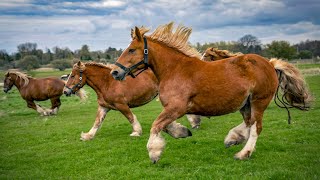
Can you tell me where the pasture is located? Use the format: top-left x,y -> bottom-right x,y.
0,66 -> 319,179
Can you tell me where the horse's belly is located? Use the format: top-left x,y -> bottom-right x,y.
187,91 -> 249,116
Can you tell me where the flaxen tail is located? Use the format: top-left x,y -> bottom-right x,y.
269,58 -> 312,123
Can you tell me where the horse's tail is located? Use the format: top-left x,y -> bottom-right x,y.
75,89 -> 88,102
269,58 -> 312,114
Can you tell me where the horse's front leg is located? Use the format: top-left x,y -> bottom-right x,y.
147,106 -> 191,163
49,97 -> 61,115
80,106 -> 109,141
116,104 -> 142,137
186,114 -> 201,129
26,100 -> 47,116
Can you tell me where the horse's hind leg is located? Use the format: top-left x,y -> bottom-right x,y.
117,104 -> 142,136
81,105 -> 109,141
234,98 -> 270,160
224,97 -> 251,147
186,114 -> 201,129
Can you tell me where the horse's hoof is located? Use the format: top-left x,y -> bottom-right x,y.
187,129 -> 192,137
130,132 -> 141,137
225,140 -> 241,148
80,132 -> 93,141
192,125 -> 200,129
234,151 -> 251,160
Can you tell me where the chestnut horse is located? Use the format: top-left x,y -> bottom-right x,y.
3,71 -> 86,116
64,61 -> 200,140
111,22 -> 312,163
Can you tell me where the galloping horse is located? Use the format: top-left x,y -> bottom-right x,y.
64,61 -> 199,140
111,22 -> 312,163
3,71 -> 86,116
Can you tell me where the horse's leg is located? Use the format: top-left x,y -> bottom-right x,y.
81,105 -> 109,141
49,97 -> 61,115
224,98 -> 251,147
163,121 -> 192,138
27,100 -> 47,116
234,98 -> 270,160
147,107 -> 190,163
116,104 -> 142,136
186,114 -> 201,129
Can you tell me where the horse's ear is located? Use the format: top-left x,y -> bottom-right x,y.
131,28 -> 134,39
134,26 -> 142,41
77,61 -> 82,66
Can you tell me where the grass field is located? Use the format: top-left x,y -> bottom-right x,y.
0,66 -> 319,179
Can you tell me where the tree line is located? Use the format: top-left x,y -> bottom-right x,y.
0,35 -> 319,71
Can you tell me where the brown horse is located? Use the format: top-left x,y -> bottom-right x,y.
111,22 -> 312,163
202,47 -> 243,61
63,61 -> 200,140
3,71 -> 86,116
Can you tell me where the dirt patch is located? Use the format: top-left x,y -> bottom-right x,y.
34,68 -> 56,71
301,68 -> 320,76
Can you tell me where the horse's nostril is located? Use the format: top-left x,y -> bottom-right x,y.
112,70 -> 119,76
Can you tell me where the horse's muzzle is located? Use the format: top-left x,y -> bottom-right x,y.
3,88 -> 9,93
63,89 -> 72,96
111,69 -> 126,81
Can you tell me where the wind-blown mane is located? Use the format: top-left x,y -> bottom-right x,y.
73,61 -> 115,71
136,22 -> 201,59
204,47 -> 243,60
6,71 -> 32,86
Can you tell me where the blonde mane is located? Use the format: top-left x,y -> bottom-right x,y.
140,22 -> 201,59
74,61 -> 115,71
204,48 -> 243,60
7,71 -> 32,86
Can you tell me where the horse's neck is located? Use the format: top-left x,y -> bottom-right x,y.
149,42 -> 196,80
85,66 -> 112,92
12,74 -> 27,90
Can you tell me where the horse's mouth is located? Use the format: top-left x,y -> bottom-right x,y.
3,88 -> 9,93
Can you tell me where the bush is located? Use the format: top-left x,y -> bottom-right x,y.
17,55 -> 40,70
51,59 -> 72,71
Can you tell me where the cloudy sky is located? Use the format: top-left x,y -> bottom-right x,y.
0,0 -> 319,53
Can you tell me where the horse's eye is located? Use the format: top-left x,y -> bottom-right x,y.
128,49 -> 136,53
70,75 -> 75,78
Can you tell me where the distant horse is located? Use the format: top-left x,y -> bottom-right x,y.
201,47 -> 243,61
111,22 -> 312,163
3,71 -> 86,116
64,61 -> 200,140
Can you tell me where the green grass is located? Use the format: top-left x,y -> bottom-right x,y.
0,69 -> 319,179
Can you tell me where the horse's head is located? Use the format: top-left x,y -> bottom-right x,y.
63,61 -> 87,96
111,26 -> 149,81
3,72 -> 14,93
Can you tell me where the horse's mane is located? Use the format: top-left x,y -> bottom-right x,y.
6,71 -> 32,86
205,48 -> 243,58
74,61 -> 115,71
135,22 -> 201,59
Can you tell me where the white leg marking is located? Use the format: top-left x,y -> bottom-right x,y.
234,122 -> 258,160
80,106 -> 108,141
224,122 -> 250,147
147,132 -> 165,163
130,114 -> 142,136
186,114 -> 201,129
164,121 -> 191,138
36,104 -> 47,116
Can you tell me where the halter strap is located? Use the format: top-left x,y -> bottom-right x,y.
64,70 -> 83,93
115,37 -> 149,78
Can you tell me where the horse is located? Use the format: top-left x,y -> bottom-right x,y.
3,71 -> 86,116
63,61 -> 198,140
110,22 -> 312,163
201,47 -> 243,61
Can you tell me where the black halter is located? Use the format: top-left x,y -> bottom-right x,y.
64,70 -> 83,94
115,37 -> 149,78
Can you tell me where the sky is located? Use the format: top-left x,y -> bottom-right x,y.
0,0 -> 319,53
